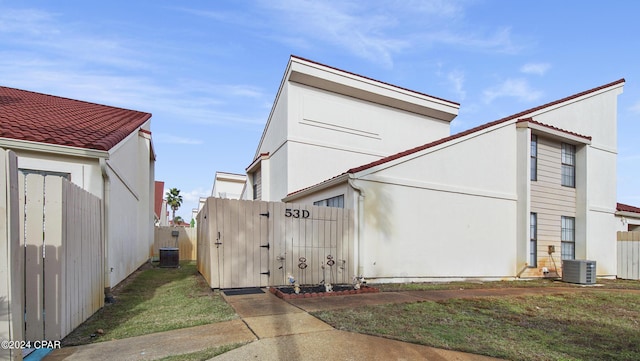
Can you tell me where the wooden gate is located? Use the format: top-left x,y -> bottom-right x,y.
618,231 -> 640,280
197,198 -> 354,289
21,173 -> 104,341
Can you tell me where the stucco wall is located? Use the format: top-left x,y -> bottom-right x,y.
354,122 -> 519,280
16,151 -> 103,197
283,83 -> 451,199
107,125 -> 154,287
358,180 -> 518,280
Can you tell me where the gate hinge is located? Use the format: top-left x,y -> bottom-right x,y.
260,243 -> 270,250
260,211 -> 270,218
260,270 -> 270,277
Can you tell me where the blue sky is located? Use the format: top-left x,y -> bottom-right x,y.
1,0 -> 639,220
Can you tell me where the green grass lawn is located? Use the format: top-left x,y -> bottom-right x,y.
313,289 -> 640,361
61,261 -> 640,361
374,277 -> 640,291
62,261 -> 237,346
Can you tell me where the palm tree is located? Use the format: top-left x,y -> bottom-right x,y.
165,188 -> 183,226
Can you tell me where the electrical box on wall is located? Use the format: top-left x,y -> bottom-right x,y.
562,260 -> 596,285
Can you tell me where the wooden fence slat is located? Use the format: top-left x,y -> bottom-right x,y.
44,176 -> 63,340
24,174 -> 45,341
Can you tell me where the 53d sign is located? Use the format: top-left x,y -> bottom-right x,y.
285,208 -> 310,219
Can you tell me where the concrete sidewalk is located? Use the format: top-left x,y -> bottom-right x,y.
213,290 -> 501,361
42,320 -> 256,361
45,287 -> 589,361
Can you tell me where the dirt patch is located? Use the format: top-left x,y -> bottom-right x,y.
271,284 -> 379,299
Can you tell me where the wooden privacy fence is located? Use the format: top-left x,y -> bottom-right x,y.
617,231 -> 640,280
21,173 -> 104,342
153,226 -> 197,260
197,198 -> 355,289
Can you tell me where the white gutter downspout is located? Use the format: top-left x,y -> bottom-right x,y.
100,158 -> 112,302
348,175 -> 365,277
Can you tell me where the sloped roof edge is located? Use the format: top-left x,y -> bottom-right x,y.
347,78 -> 624,174
617,203 -> 640,215
0,85 -> 152,151
290,55 -> 460,107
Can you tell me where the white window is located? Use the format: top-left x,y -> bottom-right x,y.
561,143 -> 575,187
252,169 -> 261,200
561,216 -> 575,260
531,135 -> 537,181
530,213 -> 537,267
313,195 -> 344,208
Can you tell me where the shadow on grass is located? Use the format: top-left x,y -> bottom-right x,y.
62,261 -> 236,346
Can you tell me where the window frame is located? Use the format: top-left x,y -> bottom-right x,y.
561,216 -> 575,260
252,169 -> 261,200
530,213 -> 537,267
530,134 -> 538,181
313,194 -> 344,208
561,143 -> 576,187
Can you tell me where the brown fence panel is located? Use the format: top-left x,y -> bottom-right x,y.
618,231 -> 640,280
153,226 -> 197,261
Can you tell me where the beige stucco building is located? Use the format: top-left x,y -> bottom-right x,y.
230,56 -> 634,281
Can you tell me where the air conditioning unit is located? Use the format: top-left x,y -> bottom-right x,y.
562,260 -> 596,285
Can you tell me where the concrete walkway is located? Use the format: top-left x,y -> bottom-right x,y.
44,287 -> 596,361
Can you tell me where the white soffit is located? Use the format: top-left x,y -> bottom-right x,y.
288,58 -> 459,122
517,121 -> 592,145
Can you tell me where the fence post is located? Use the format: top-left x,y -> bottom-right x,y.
1,149 -> 23,361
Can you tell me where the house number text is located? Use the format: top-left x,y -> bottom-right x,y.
285,208 -> 310,218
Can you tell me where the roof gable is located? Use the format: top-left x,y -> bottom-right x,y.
0,86 -> 152,151
253,55 -> 460,160
348,78 -> 624,174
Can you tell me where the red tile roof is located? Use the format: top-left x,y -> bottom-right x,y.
0,86 -> 152,151
347,78 -> 624,174
617,203 -> 640,214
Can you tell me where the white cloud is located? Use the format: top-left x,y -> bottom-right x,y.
180,187 -> 210,204
260,0 -> 409,68
154,134 -> 203,145
176,1 -> 521,68
447,70 -> 466,101
483,78 -> 543,104
162,187 -> 210,219
630,100 -> 640,113
424,26 -> 522,54
521,63 -> 551,75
